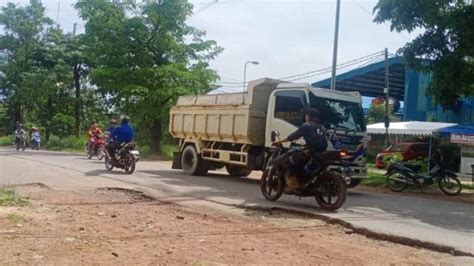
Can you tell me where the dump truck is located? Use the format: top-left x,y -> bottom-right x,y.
169,78 -> 368,187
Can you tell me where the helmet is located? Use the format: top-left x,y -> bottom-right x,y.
120,115 -> 130,124
32,127 -> 38,131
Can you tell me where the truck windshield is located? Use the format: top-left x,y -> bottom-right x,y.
309,93 -> 366,132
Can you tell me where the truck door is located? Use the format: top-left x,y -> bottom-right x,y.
265,90 -> 308,147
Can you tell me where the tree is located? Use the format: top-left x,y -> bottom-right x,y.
0,0 -> 53,128
373,0 -> 474,109
366,104 -> 400,124
76,0 -> 222,153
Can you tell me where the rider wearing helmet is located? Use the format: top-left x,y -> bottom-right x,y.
107,115 -> 134,160
106,118 -> 118,143
14,122 -> 26,146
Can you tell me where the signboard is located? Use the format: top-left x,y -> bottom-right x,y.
450,134 -> 474,144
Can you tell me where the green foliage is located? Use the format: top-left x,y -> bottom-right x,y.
45,135 -> 85,151
362,173 -> 386,187
50,113 -> 75,137
0,188 -> 27,206
366,104 -> 400,124
75,0 -> 222,153
0,136 -> 12,146
373,0 -> 474,108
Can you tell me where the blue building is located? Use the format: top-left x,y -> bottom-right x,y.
313,57 -> 474,123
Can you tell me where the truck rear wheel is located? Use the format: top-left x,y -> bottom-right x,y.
226,165 -> 251,177
181,145 -> 208,176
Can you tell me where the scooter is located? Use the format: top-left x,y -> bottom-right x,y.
31,134 -> 41,150
385,151 -> 462,196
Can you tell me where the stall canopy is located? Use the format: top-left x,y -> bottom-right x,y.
367,121 -> 457,135
436,123 -> 474,144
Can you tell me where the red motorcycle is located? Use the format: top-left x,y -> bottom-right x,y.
86,135 -> 106,160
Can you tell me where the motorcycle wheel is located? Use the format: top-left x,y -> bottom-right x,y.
97,146 -> 105,161
386,173 -> 409,192
104,154 -> 114,171
314,172 -> 347,211
124,155 -> 136,175
260,167 -> 284,201
438,176 -> 462,196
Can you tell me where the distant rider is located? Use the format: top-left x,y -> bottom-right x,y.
31,127 -> 41,147
14,122 -> 26,146
272,108 -> 327,190
107,115 -> 134,160
88,121 -> 103,153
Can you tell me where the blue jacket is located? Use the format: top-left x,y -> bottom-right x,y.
111,123 -> 134,144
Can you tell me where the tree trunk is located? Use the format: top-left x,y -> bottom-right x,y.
73,65 -> 81,137
45,97 -> 52,141
150,119 -> 162,154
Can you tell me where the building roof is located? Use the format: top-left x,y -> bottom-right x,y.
312,57 -> 406,100
367,121 -> 457,136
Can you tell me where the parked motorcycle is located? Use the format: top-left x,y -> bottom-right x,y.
15,136 -> 26,151
31,134 -> 41,150
104,142 -> 140,174
261,143 -> 348,211
86,135 -> 106,160
385,151 -> 462,196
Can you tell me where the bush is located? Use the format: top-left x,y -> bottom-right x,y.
45,135 -> 86,151
0,136 -> 12,146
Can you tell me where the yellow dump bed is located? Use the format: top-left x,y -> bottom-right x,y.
169,78 -> 282,146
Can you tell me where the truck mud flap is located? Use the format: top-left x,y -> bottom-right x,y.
172,152 -> 182,169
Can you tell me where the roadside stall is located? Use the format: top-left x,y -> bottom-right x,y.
367,121 -> 457,172
437,124 -> 474,178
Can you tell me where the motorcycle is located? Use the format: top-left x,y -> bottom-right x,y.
86,135 -> 106,160
15,136 -> 26,151
104,142 -> 140,174
385,151 -> 462,196
31,134 -> 41,150
261,143 -> 348,211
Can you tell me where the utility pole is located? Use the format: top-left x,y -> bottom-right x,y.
384,48 -> 390,148
73,23 -> 77,37
330,0 -> 341,90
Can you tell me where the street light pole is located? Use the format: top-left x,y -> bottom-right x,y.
384,48 -> 390,148
330,0 -> 341,90
243,61 -> 259,104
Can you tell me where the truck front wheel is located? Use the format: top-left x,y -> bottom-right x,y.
226,165 -> 251,177
181,145 -> 208,176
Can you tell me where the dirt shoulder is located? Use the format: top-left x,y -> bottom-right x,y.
0,184 -> 455,264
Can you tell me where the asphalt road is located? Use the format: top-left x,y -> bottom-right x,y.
1,147 -> 473,254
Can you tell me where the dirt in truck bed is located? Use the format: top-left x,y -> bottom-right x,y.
0,184 -> 454,264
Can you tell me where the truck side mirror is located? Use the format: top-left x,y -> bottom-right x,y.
271,131 -> 280,142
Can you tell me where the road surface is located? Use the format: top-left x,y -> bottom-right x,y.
1,148 -> 473,254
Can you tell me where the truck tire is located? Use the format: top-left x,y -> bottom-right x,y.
181,145 -> 208,176
226,165 -> 251,177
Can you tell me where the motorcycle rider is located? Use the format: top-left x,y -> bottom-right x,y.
271,108 -> 327,190
106,118 -> 118,143
14,122 -> 26,146
31,127 -> 41,148
88,121 -> 103,153
107,115 -> 134,161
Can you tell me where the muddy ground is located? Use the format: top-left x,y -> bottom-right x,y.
0,184 -> 455,264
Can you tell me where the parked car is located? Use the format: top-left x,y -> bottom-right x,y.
375,142 -> 429,169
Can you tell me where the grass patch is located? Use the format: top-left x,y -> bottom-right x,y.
6,212 -> 25,223
0,188 -> 28,206
45,135 -> 85,152
0,136 -> 12,146
160,143 -> 177,160
361,172 -> 386,187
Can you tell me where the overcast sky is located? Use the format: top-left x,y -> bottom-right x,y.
1,0 -> 420,98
